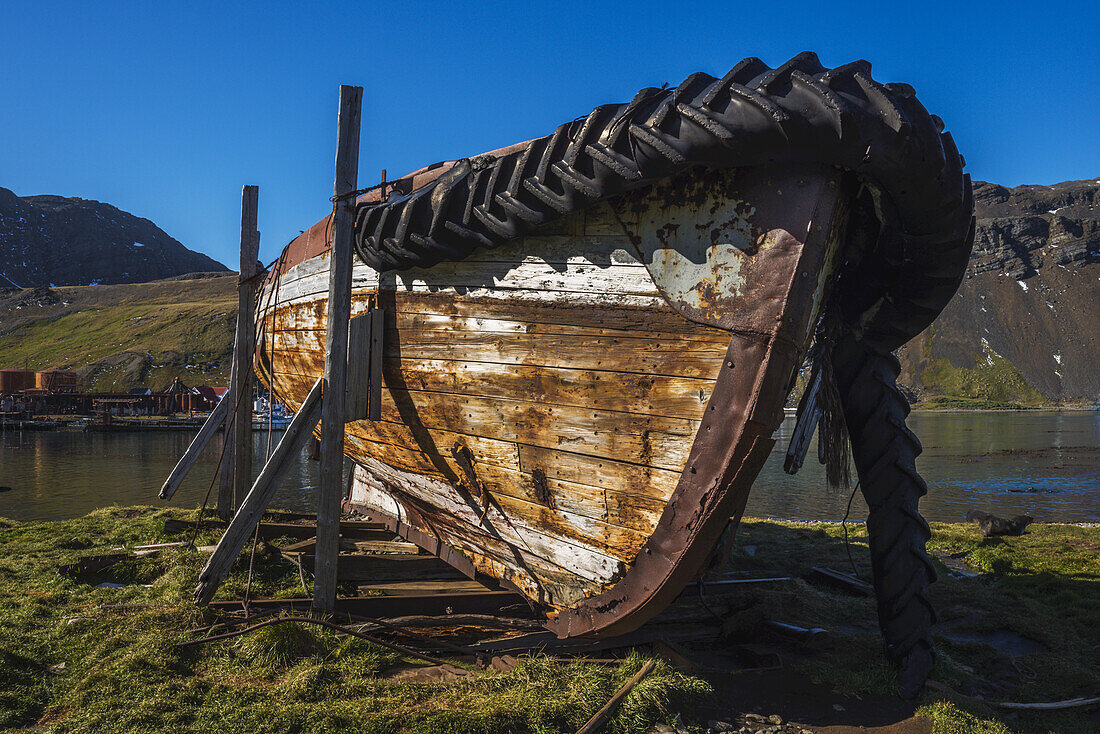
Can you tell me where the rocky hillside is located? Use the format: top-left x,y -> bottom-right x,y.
0,274 -> 236,392
0,187 -> 227,288
899,178 -> 1100,407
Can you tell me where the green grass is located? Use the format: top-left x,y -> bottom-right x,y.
0,507 -> 709,733
1,510 -> 1096,732
916,345 -> 1048,409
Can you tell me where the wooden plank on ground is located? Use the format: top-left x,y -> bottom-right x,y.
299,553 -> 465,582
209,591 -> 529,618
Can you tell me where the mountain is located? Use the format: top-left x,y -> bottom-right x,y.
0,187 -> 227,287
898,178 -> 1100,407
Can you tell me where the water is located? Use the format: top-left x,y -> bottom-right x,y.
0,428 -> 320,522
0,412 -> 1097,524
746,410 -> 1100,523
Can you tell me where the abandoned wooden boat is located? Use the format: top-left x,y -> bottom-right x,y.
254,53 -> 974,696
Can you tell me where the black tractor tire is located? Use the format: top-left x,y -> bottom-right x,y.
832,335 -> 937,699
354,51 -> 973,351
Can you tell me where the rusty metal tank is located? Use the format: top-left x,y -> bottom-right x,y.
0,369 -> 36,394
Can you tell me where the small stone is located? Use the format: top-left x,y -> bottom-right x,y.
768,714 -> 783,725
648,725 -> 675,734
745,713 -> 766,722
707,721 -> 735,732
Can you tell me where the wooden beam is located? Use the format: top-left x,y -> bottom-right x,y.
226,185 -> 260,520
575,659 -> 657,734
368,306 -> 383,421
195,377 -> 324,606
346,313 -> 372,419
314,85 -> 363,613
159,392 -> 231,500
216,341 -> 237,518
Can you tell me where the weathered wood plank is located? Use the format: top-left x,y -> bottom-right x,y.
346,312 -> 372,420
261,288 -> 730,343
270,232 -> 638,292
344,426 -> 671,530
384,292 -> 730,341
217,339 -> 237,518
299,553 -> 464,582
369,306 -> 383,421
387,358 -> 713,419
229,185 -> 260,520
268,275 -> 666,311
272,370 -> 697,472
354,459 -> 622,594
315,84 -> 362,613
264,245 -> 655,298
344,433 -> 654,556
195,377 -> 325,606
272,329 -> 727,380
159,392 -> 231,500
344,417 -> 672,517
352,468 -> 605,606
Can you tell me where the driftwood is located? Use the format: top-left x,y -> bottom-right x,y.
926,680 -> 1100,711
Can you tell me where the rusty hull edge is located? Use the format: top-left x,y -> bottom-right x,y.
542,172 -> 851,639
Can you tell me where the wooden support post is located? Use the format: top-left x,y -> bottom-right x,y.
195,378 -> 324,606
234,186 -> 260,512
314,85 -> 362,613
159,392 -> 232,500
216,341 -> 237,518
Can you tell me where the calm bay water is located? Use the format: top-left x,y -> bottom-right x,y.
0,411 -> 1096,524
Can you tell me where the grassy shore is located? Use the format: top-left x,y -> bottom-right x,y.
0,508 -> 1096,733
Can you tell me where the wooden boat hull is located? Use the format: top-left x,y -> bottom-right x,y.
257,164 -> 850,636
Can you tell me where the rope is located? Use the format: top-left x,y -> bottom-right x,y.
840,480 -> 863,580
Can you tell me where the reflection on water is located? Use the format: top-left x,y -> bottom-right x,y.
0,411 -> 1097,523
0,429 -> 319,522
747,410 -> 1100,523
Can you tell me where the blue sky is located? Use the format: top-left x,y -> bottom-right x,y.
2,1 -> 1097,269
